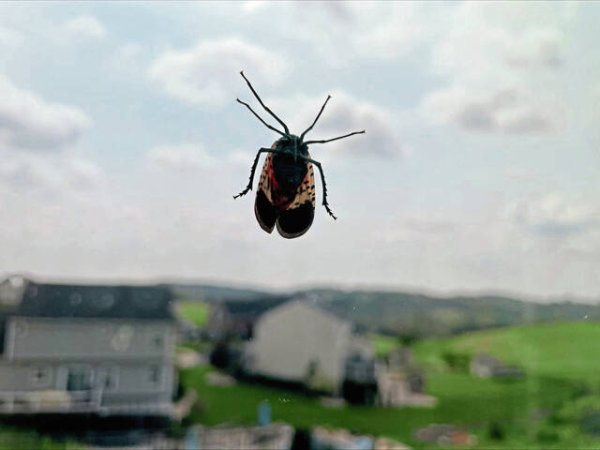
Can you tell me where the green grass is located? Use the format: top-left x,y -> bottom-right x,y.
181,365 -> 583,448
181,322 -> 600,448
0,428 -> 80,450
368,333 -> 399,358
176,301 -> 209,328
414,321 -> 600,383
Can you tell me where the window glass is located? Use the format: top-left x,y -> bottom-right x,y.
0,3 -> 597,450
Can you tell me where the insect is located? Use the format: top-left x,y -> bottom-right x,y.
234,71 -> 365,239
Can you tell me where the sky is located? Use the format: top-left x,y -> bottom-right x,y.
0,1 -> 599,301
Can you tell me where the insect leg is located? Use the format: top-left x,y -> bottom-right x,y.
300,156 -> 337,220
233,148 -> 277,199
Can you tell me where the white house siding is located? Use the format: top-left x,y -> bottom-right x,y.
245,301 -> 354,393
0,362 -> 174,394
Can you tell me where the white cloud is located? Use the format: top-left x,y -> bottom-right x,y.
0,157 -> 59,191
65,159 -> 106,191
421,85 -> 563,134
504,28 -> 563,69
149,38 -> 289,106
422,2 -> 570,135
0,153 -> 105,195
0,75 -> 91,152
242,1 -> 268,13
267,90 -> 402,157
245,2 -> 432,65
112,42 -> 145,75
506,194 -> 600,238
505,167 -> 538,182
147,144 -> 217,172
0,25 -> 23,47
64,15 -> 107,40
381,216 -> 458,244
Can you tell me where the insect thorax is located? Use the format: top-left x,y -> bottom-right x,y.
274,135 -> 309,158
271,135 -> 309,194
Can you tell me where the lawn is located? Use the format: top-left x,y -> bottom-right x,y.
414,321 -> 600,383
0,428 -> 77,450
181,321 -> 600,448
176,301 -> 209,328
368,333 -> 400,358
180,366 -> 587,448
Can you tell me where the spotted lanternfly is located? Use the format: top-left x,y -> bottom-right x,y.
233,71 -> 365,239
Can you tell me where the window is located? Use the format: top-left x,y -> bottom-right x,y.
66,366 -> 93,392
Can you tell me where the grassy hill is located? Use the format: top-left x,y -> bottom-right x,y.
169,282 -> 600,337
415,321 -> 600,382
413,322 -> 600,447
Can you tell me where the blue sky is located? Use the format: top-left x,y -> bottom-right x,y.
1,2 -> 599,301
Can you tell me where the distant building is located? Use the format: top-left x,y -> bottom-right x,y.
0,278 -> 177,417
470,353 -> 524,379
244,301 -> 376,398
205,296 -> 291,340
376,370 -> 436,408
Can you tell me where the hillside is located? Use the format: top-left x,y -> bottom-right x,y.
415,321 -> 600,382
313,289 -> 600,337
169,282 -> 600,337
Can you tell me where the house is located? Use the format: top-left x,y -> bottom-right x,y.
0,278 -> 177,417
244,301 -> 376,398
205,296 -> 291,340
470,353 -> 524,379
376,370 -> 436,408
377,346 -> 434,408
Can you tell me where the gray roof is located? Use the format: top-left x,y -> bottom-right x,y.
220,296 -> 292,318
16,282 -> 174,321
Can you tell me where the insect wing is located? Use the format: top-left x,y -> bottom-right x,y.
254,153 -> 278,234
276,162 -> 316,239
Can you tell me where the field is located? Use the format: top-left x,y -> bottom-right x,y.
415,321 -> 600,382
181,321 -> 600,448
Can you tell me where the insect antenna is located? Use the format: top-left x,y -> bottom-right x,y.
300,95 -> 331,141
240,71 -> 290,134
237,98 -> 285,137
304,130 -> 366,145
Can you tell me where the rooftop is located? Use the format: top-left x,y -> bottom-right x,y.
13,280 -> 174,321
